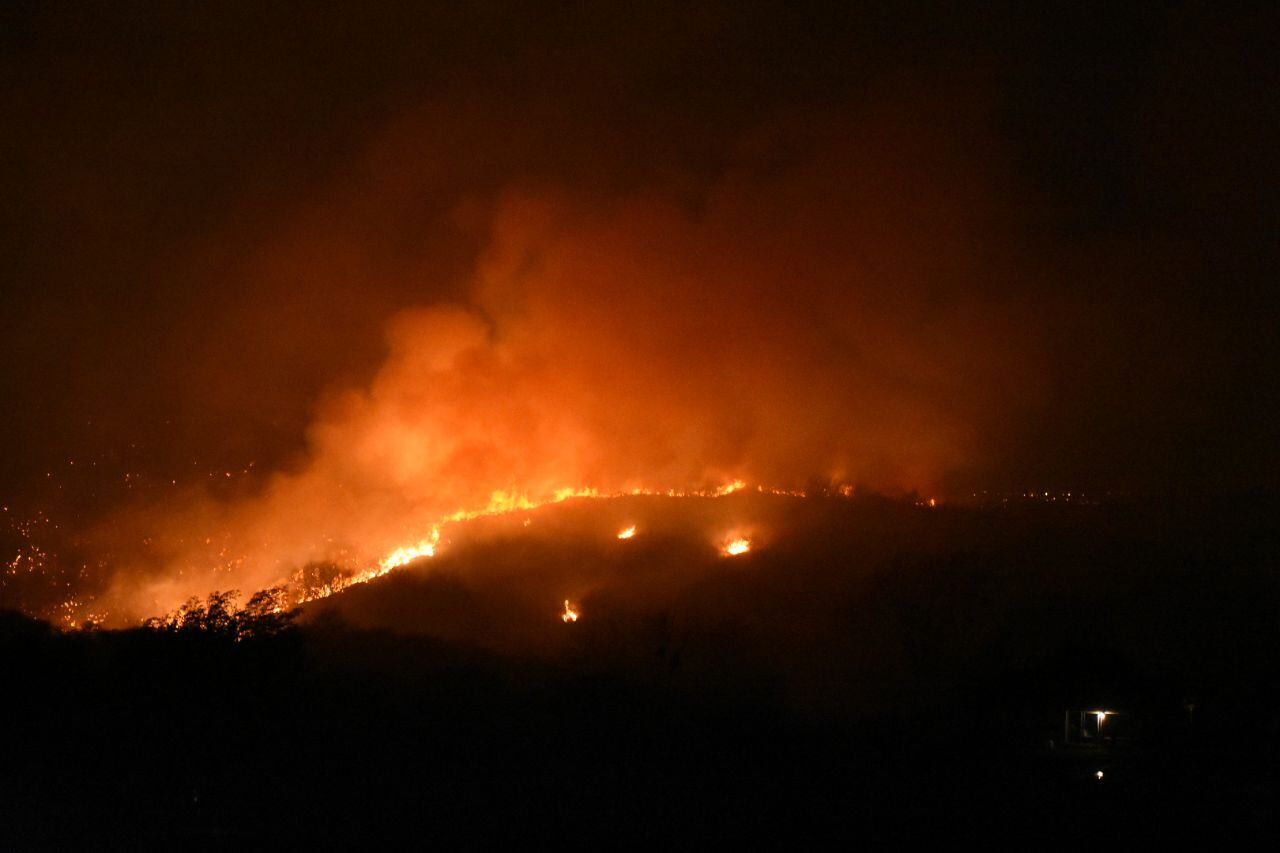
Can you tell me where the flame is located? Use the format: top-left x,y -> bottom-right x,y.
53,478 -> 843,627
291,480 -> 768,608
561,599 -> 580,622
372,480 -> 754,590
379,530 -> 439,572
274,478 -> 791,618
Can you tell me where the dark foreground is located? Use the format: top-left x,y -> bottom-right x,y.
3,496 -> 1278,846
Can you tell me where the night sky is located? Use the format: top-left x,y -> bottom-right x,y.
2,1 -> 1277,617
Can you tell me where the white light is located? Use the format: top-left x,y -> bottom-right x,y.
1095,770 -> 1104,780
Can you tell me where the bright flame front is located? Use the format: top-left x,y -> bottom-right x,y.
379,530 -> 439,572
561,599 -> 580,622
106,478 -> 834,628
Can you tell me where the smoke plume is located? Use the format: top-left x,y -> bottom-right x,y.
92,104 -> 1037,620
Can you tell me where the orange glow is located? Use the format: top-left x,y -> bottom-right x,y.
57,478 -> 858,627
365,481 -> 754,600
561,599 -> 580,622
379,531 -> 438,572
115,479 -> 777,620
28,145 -> 1011,628
311,480 -> 768,609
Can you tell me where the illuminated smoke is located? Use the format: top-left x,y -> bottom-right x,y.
77,107 -> 1035,624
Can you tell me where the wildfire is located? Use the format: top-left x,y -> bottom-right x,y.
713,479 -> 748,496
290,481 -> 766,607
561,599 -> 580,622
66,477 -> 841,629
373,481 -> 758,586
378,529 -> 439,572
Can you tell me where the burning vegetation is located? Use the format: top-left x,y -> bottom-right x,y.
3,478 -> 1113,629
6,490 -> 1279,847
19,479 -> 831,627
142,587 -> 297,640
561,599 -> 580,623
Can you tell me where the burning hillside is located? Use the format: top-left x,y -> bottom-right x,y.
131,482 -> 811,627
4,2 -> 1278,846
234,489 -> 1278,721
7,104 -> 1038,627
283,489 -> 976,711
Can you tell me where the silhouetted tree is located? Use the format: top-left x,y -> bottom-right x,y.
142,588 -> 296,639
236,586 -> 298,640
201,590 -> 239,635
